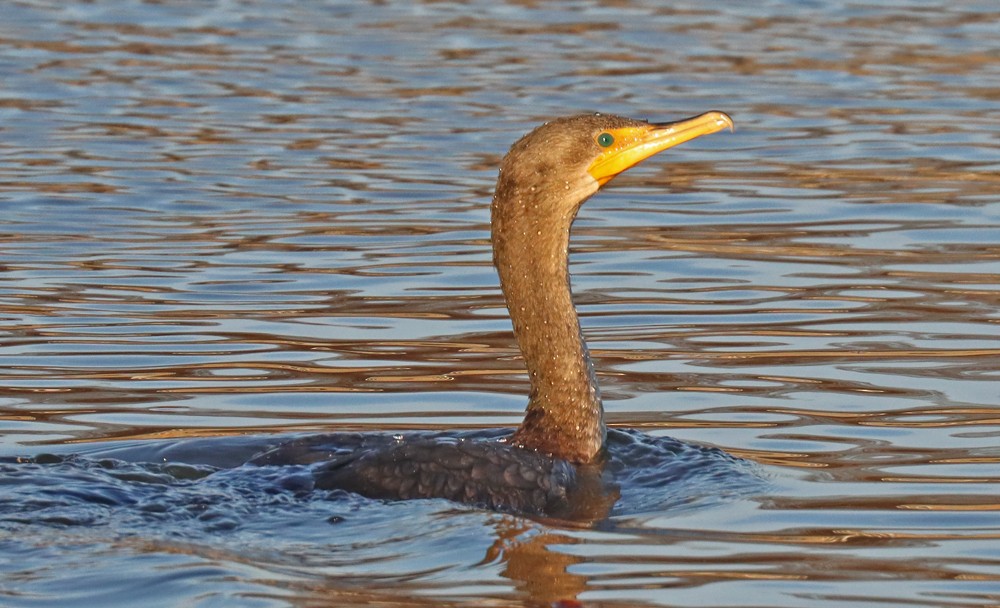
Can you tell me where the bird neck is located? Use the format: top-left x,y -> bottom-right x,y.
491,184 -> 605,464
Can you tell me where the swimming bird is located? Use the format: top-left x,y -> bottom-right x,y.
252,111 -> 735,518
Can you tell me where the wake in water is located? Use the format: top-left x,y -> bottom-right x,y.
0,429 -> 765,534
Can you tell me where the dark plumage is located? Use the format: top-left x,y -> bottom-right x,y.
314,438 -> 578,516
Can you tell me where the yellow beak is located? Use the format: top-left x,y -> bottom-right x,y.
587,111 -> 734,186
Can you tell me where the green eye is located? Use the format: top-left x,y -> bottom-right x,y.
597,132 -> 615,147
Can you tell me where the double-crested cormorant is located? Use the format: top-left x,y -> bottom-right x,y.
253,111 -> 735,518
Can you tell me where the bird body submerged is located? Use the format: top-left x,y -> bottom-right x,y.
314,435 -> 582,517
255,111 -> 735,518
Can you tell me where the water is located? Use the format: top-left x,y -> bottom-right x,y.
1,0 -> 999,606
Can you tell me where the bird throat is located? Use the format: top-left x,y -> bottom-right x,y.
491,181 -> 606,464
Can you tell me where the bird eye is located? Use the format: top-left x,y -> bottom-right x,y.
597,132 -> 615,148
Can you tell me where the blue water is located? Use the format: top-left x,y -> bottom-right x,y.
1,1 -> 999,606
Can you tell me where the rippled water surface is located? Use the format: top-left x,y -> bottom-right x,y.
2,1 -> 999,606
